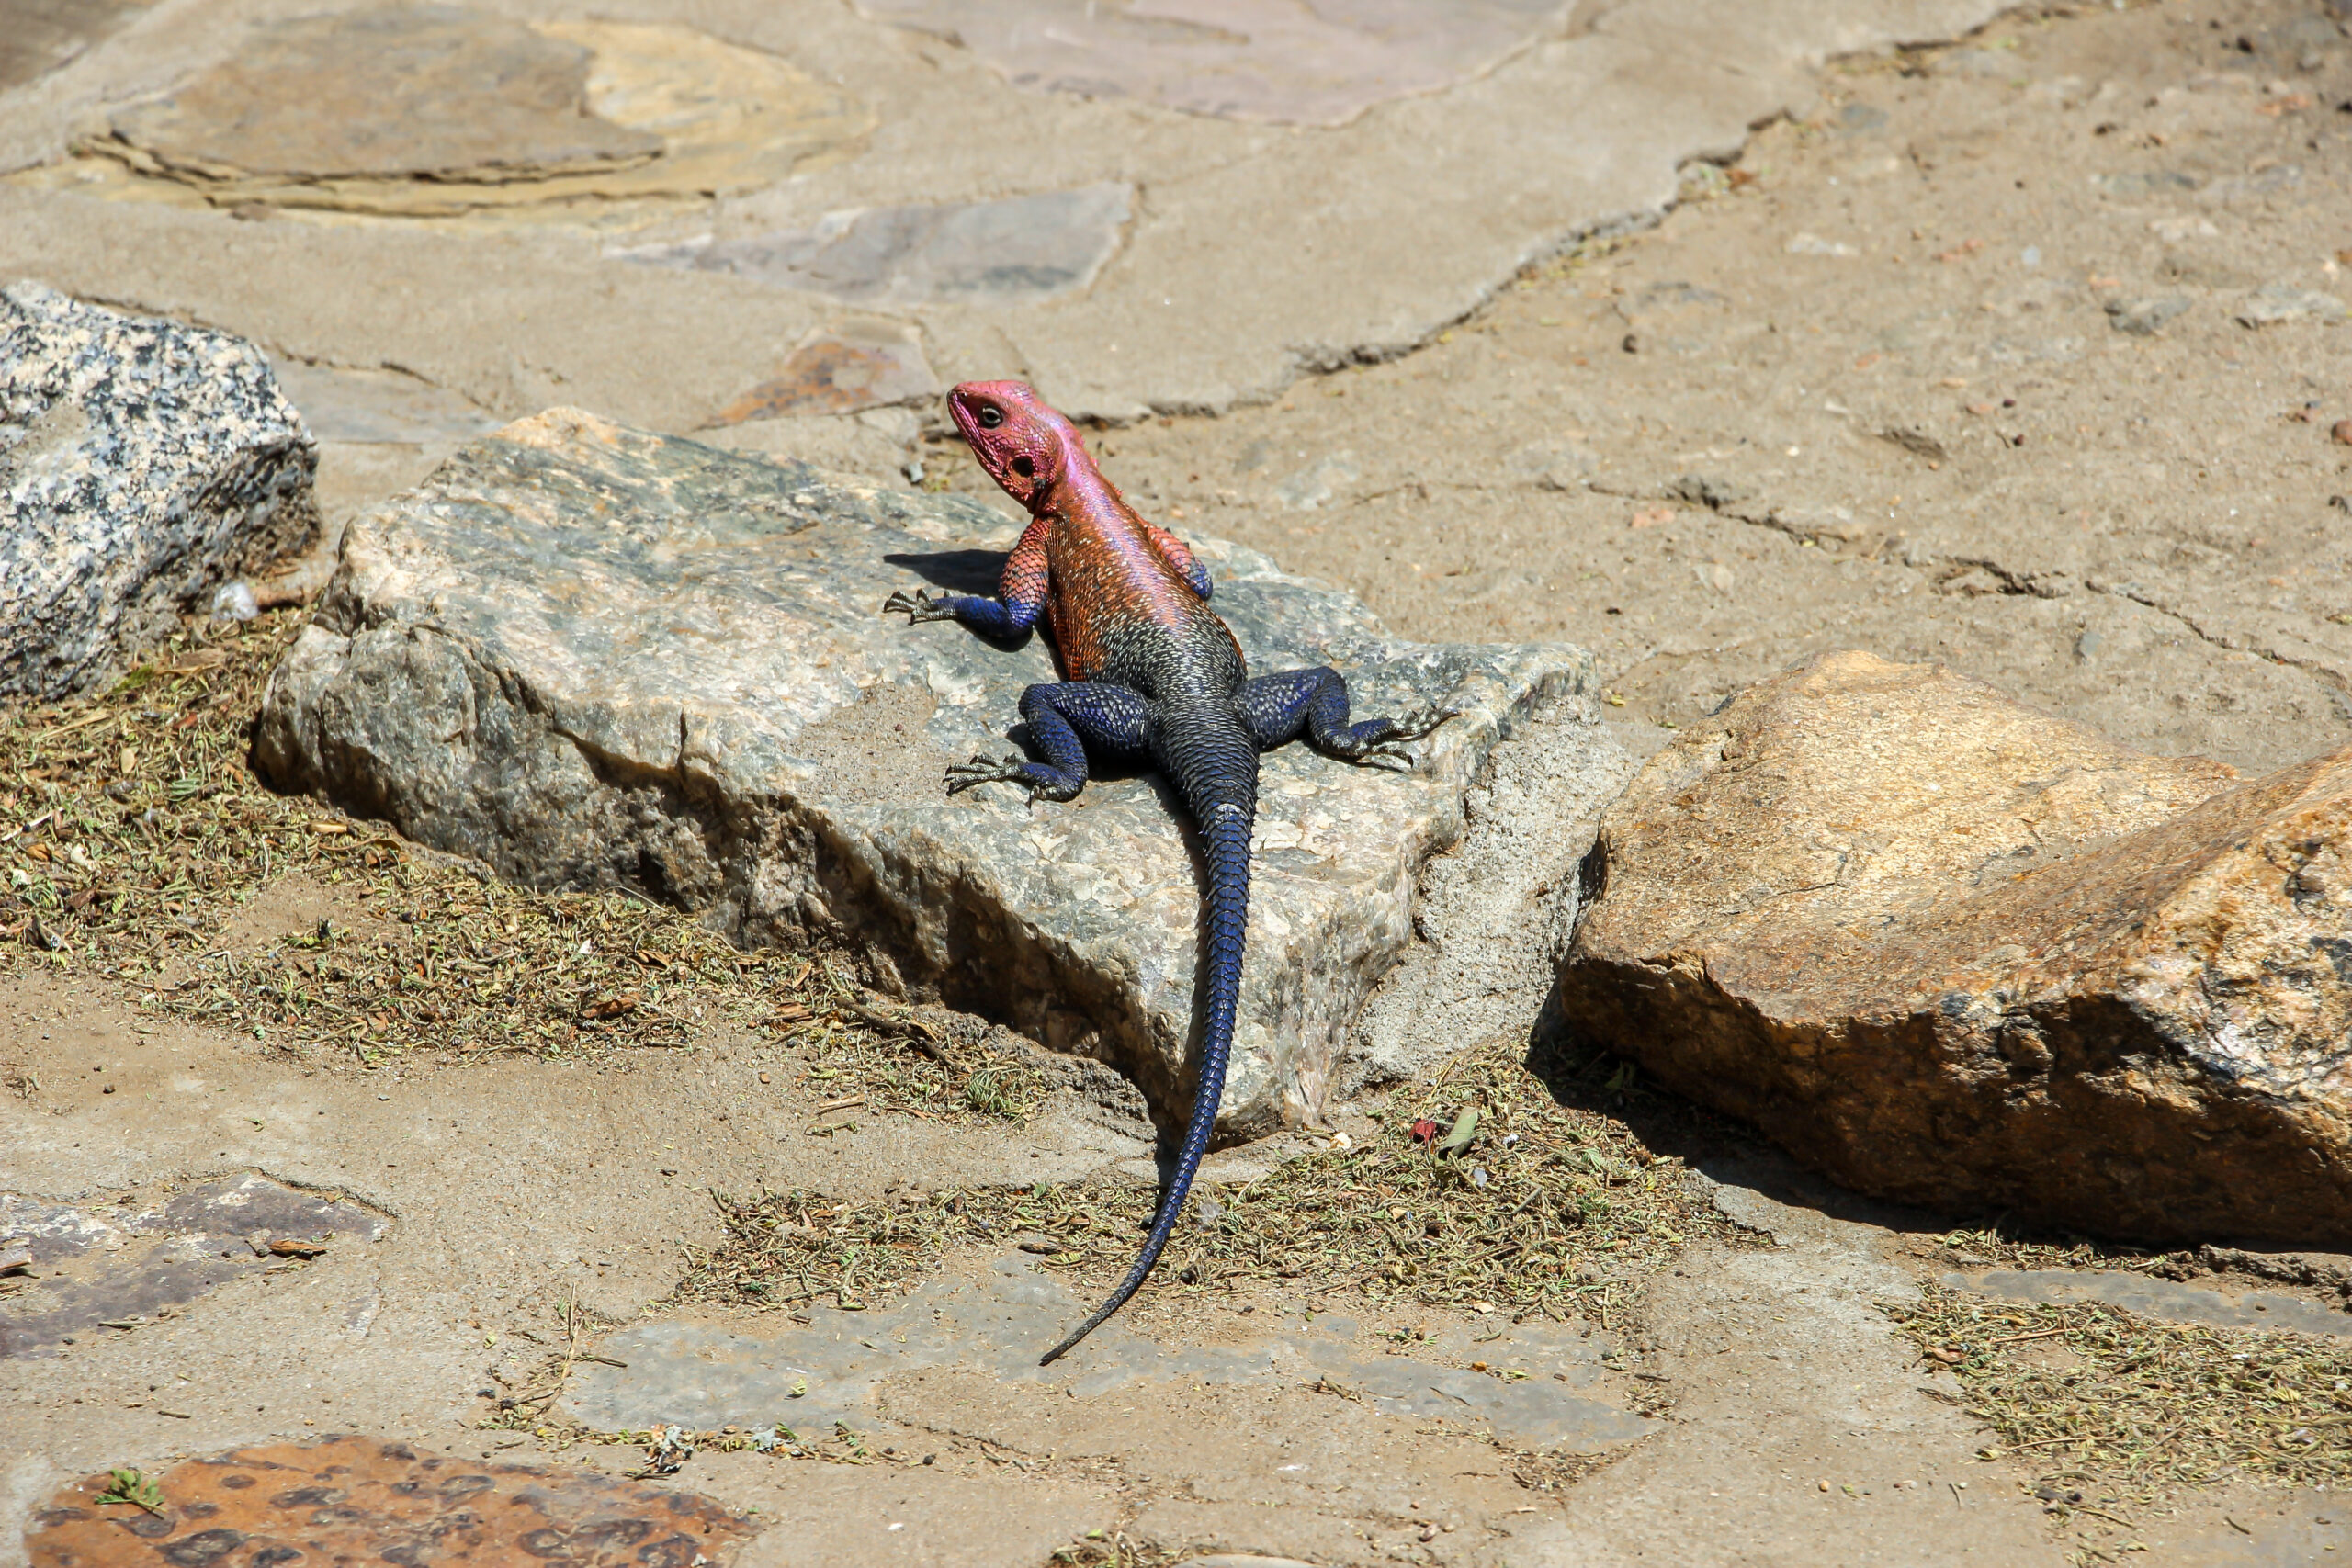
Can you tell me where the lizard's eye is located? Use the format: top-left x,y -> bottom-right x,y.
976,405 -> 1005,429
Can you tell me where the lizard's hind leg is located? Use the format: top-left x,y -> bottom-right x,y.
946,682 -> 1151,801
1238,667 -> 1456,773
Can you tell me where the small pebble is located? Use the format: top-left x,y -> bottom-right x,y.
2332,419 -> 2352,446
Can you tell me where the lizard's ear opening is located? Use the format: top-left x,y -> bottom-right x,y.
1011,456 -> 1035,479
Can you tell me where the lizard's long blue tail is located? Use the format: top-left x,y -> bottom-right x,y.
1039,761 -> 1253,1365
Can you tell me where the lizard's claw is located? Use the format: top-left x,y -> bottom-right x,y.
885,588 -> 956,624
1351,742 -> 1419,773
946,752 -> 1035,796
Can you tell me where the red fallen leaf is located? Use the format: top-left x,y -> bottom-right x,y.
267,1238 -> 328,1258
1410,1118 -> 1441,1144
583,994 -> 640,1020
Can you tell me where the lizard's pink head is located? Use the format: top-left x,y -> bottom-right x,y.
949,380 -> 1077,509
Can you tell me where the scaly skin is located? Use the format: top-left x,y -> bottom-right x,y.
886,379 -> 1453,1363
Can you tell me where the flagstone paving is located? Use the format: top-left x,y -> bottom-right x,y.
9,0 -> 2352,1563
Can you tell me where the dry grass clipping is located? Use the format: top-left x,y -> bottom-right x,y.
1928,1224 -> 2352,1306
0,611 -> 1039,1122
1888,1285 -> 2352,1498
673,1035 -> 1757,1318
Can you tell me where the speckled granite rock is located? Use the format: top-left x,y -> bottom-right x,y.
1555,650 -> 2352,1247
256,410 -> 1595,1134
0,281 -> 317,697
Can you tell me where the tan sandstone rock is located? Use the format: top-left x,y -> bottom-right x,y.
1555,650 -> 2352,1247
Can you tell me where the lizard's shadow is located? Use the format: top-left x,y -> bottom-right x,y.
883,547 -> 1002,595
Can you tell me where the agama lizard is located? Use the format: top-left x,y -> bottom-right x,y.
886,380 -> 1452,1363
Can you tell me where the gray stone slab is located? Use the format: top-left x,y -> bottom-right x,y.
0,0 -> 152,93
0,1 -> 2015,426
0,279 -> 317,697
617,183 -> 1132,309
563,1255 -> 1651,1453
0,1173 -> 389,1359
855,0 -> 1573,127
1948,1269 -> 2352,1341
254,409 -> 1594,1134
270,360 -> 501,447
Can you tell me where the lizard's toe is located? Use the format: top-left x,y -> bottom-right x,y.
1386,706 -> 1462,744
945,752 -> 1032,795
886,589 -> 954,624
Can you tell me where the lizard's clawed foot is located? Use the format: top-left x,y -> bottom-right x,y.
946,752 -> 1035,796
1342,707 -> 1462,773
885,588 -> 956,624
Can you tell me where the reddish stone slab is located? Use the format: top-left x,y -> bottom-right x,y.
25,1434 -> 760,1568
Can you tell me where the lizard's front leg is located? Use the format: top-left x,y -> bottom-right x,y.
1238,667 -> 1457,773
948,682 -> 1151,802
886,517 -> 1051,637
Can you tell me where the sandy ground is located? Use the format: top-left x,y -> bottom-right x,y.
8,1 -> 2352,1565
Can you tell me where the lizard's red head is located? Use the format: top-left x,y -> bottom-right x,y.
949,380 -> 1078,510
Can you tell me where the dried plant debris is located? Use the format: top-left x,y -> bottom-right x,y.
1887,1286 -> 2352,1498
1928,1226 -> 2352,1303
674,1037 -> 1756,1321
0,610 -> 1039,1123
1048,1535 -> 1178,1568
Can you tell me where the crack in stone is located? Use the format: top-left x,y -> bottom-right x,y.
2085,578 -> 2352,695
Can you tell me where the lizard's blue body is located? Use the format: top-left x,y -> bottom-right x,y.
887,380 -> 1451,1362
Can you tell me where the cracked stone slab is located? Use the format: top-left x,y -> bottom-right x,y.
254,409 -> 1594,1134
1554,649 -> 2352,1247
23,1433 -> 761,1568
87,9 -> 874,218
0,1174 -> 390,1359
0,280 -> 317,698
616,183 -> 1133,309
854,0 -> 1576,128
562,1255 -> 1652,1454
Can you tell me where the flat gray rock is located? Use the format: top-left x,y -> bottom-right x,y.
269,359 -> 501,447
2103,293 -> 2192,336
618,183 -> 1133,309
855,0 -> 1573,128
0,280 -> 317,698
2234,283 -> 2348,327
255,410 -> 1593,1134
563,1254 -> 1651,1453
